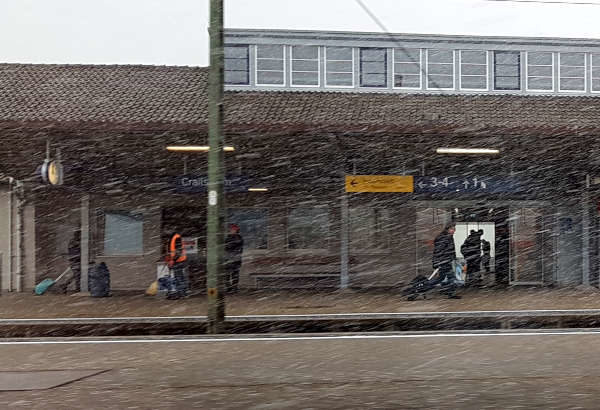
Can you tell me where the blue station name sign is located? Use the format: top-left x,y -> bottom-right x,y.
175,174 -> 251,193
413,176 -> 528,194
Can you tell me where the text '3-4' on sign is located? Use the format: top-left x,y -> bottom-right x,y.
345,175 -> 414,193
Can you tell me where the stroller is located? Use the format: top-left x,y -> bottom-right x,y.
402,261 -> 466,301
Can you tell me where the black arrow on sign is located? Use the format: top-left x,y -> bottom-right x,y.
350,179 -> 359,186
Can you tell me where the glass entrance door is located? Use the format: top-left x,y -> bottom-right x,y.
415,208 -> 451,277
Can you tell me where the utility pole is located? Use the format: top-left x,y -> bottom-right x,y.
206,0 -> 226,333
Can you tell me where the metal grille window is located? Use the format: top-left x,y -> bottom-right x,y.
426,49 -> 454,90
224,45 -> 249,85
256,44 -> 285,86
494,51 -> 520,90
228,208 -> 268,250
103,211 -> 143,256
349,208 -> 392,250
460,50 -> 488,90
393,48 -> 421,89
527,52 -> 554,91
287,207 -> 329,249
559,52 -> 586,92
325,47 -> 354,87
291,45 -> 319,87
360,48 -> 387,88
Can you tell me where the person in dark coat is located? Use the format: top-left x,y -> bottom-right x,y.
64,230 -> 81,292
225,224 -> 244,293
461,230 -> 483,286
432,223 -> 460,299
481,238 -> 491,273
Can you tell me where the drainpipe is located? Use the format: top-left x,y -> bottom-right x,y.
6,178 -> 12,292
15,181 -> 25,292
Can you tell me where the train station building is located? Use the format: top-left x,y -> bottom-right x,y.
1,29 -> 600,292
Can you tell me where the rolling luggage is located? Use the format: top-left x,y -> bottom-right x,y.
34,267 -> 71,295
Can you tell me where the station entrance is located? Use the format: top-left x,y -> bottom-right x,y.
415,203 -> 556,286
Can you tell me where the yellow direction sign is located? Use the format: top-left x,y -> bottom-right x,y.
345,175 -> 414,193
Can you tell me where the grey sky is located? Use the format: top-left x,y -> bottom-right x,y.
2,0 -> 600,66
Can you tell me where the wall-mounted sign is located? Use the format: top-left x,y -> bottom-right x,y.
413,176 -> 527,194
175,174 -> 250,193
345,175 -> 414,192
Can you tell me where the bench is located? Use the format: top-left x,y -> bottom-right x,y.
246,256 -> 351,289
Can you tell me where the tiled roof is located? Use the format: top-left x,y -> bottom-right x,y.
1,63 -> 600,136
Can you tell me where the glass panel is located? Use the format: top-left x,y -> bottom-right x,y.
292,60 -> 319,72
560,52 -> 585,67
326,73 -> 353,86
225,71 -> 248,85
361,73 -> 387,87
428,74 -> 453,89
350,208 -> 392,250
291,72 -> 319,86
257,59 -> 284,71
361,48 -> 386,61
428,49 -> 453,63
495,51 -> 519,65
292,45 -> 318,60
495,76 -> 520,90
394,48 -> 420,62
395,62 -> 420,75
394,74 -> 420,88
224,59 -> 248,71
461,50 -> 487,64
288,208 -> 329,249
227,209 -> 268,250
461,64 -> 486,76
257,71 -> 284,85
528,76 -> 553,90
528,52 -> 553,66
104,211 -> 143,255
560,66 -> 585,78
327,61 -> 352,73
362,61 -> 386,74
528,65 -> 553,77
257,45 -> 283,59
592,67 -> 600,78
224,45 -> 248,59
428,64 -> 453,75
461,76 -> 487,89
592,78 -> 600,91
495,65 -> 519,77
560,77 -> 585,91
326,46 -> 353,60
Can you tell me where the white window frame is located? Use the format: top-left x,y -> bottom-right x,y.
255,44 -> 286,87
459,50 -> 489,91
558,52 -> 586,93
324,46 -> 355,88
426,49 -> 455,91
290,45 -> 320,88
590,54 -> 600,94
392,48 -> 422,90
224,44 -> 251,86
526,51 -> 555,92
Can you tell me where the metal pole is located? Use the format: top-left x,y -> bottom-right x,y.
206,0 -> 225,334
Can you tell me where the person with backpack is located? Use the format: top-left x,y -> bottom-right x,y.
432,223 -> 460,299
461,230 -> 483,286
225,224 -> 244,293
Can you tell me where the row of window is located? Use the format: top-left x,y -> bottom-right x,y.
102,207 -> 391,255
225,44 -> 600,93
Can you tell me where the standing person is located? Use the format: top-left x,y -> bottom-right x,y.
165,232 -> 187,298
481,237 -> 491,274
432,223 -> 460,299
461,230 -> 482,286
64,230 -> 81,293
225,224 -> 244,293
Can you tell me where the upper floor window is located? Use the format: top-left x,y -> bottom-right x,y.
325,47 -> 354,87
360,48 -> 387,88
460,50 -> 488,90
393,48 -> 421,89
592,54 -> 600,93
559,52 -> 586,92
493,51 -> 520,90
256,45 -> 285,86
526,51 -> 554,91
426,49 -> 454,90
224,45 -> 250,85
291,45 -> 320,87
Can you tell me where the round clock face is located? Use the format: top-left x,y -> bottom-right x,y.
47,161 -> 61,185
